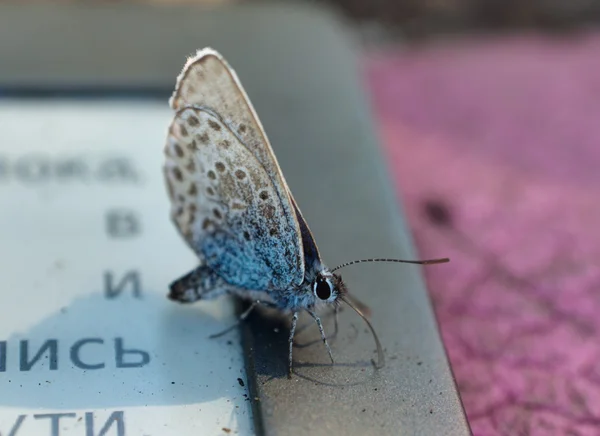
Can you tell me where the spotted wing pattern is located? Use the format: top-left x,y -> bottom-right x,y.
170,48 -> 314,265
170,48 -> 287,186
164,106 -> 303,291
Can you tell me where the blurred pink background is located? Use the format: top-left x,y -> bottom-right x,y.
366,32 -> 600,435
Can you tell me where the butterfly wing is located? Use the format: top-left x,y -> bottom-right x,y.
164,106 -> 303,290
170,48 -> 294,203
289,195 -> 323,268
167,48 -> 321,287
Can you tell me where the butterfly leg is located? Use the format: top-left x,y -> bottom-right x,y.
330,304 -> 340,339
209,300 -> 262,339
294,305 -> 341,338
288,311 -> 299,379
307,309 -> 335,365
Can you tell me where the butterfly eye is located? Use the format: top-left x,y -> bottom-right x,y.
314,278 -> 332,301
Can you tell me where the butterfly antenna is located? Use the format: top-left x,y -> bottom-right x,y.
331,257 -> 449,273
339,294 -> 385,369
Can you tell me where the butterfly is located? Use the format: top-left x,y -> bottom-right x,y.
163,48 -> 448,378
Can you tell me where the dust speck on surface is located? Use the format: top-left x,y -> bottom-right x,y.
237,377 -> 245,387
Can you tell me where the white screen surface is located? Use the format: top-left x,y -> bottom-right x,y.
0,100 -> 254,436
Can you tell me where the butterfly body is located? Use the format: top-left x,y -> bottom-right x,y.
167,244 -> 341,314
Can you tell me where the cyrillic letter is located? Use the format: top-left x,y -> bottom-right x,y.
104,271 -> 141,299
20,340 -> 58,371
55,158 -> 88,182
4,414 -> 26,436
34,413 -> 76,436
85,411 -> 125,436
0,340 -> 6,372
70,338 -> 105,370
98,158 -> 138,183
114,338 -> 149,368
106,210 -> 140,238
15,155 -> 50,184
